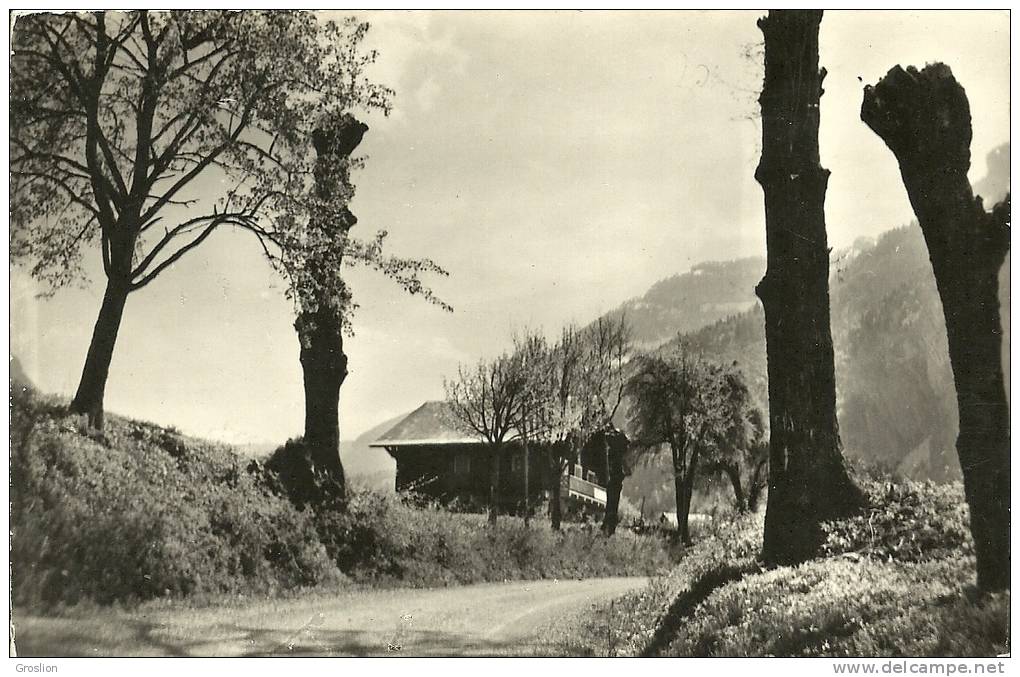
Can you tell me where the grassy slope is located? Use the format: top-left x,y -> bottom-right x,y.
556,479 -> 1009,657
11,389 -> 673,612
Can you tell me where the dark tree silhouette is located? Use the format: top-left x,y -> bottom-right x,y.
754,10 -> 864,564
266,115 -> 367,507
861,63 -> 1011,591
596,426 -> 630,536
10,12 -> 385,428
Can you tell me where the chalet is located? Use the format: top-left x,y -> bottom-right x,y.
370,401 -> 607,518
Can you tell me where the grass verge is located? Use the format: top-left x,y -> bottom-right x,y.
556,479 -> 1009,657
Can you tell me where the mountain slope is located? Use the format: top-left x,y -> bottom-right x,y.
599,257 -> 765,348
651,143 -> 1009,483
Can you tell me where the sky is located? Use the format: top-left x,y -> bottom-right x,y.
9,10 -> 1010,446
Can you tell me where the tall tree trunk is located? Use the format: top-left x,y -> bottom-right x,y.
722,461 -> 747,513
671,445 -> 697,545
755,10 -> 864,565
861,64 -> 1010,591
602,479 -> 623,536
673,465 -> 686,544
601,428 -> 629,536
295,303 -> 348,504
70,277 -> 130,429
747,459 -> 768,513
550,462 -> 563,530
679,447 -> 701,546
286,113 -> 368,507
489,445 -> 501,524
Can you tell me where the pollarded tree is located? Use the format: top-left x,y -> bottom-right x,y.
259,26 -> 448,506
861,64 -> 1010,591
754,9 -> 864,563
10,11 -> 377,428
445,352 -> 527,524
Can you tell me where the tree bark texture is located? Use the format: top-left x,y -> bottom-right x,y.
287,114 -> 369,507
861,63 -> 1010,591
70,277 -> 130,429
755,10 -> 864,565
295,304 -> 349,503
600,427 -> 629,536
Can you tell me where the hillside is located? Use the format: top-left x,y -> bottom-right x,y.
340,414 -> 402,491
598,257 -> 765,348
620,144 -> 1009,510
656,143 -> 1009,483
352,143 -> 1009,507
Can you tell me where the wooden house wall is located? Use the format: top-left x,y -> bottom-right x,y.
390,442 -> 550,510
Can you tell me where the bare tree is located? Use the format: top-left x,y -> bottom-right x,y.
579,316 -> 633,535
754,9 -> 864,564
861,63 -> 1010,591
529,326 -> 586,530
445,352 -> 526,524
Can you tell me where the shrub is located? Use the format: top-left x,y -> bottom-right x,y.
559,474 -> 1004,658
315,485 -> 673,586
10,389 -> 676,610
659,554 -> 1007,657
10,390 -> 341,610
821,479 -> 972,562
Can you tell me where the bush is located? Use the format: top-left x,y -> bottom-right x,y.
559,477 -> 1005,658
11,390 -> 673,610
316,485 -> 673,587
10,390 -> 341,610
821,478 -> 971,562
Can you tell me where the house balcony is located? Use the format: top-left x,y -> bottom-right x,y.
562,473 -> 607,506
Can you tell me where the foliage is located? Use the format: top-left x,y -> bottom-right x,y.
10,389 -> 340,610
11,10 -> 449,336
559,476 -> 1005,658
313,486 -> 674,588
625,343 -> 741,540
656,555 -> 1000,657
553,511 -> 764,656
701,364 -> 768,512
11,11 -> 361,292
821,477 -> 971,563
10,390 -> 670,610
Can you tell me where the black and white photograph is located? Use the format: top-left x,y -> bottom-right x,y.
6,7 -> 1012,663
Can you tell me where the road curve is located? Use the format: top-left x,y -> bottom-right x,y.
14,576 -> 647,657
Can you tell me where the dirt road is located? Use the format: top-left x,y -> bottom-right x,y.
14,577 -> 646,657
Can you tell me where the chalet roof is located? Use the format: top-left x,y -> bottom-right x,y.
369,401 -> 484,447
